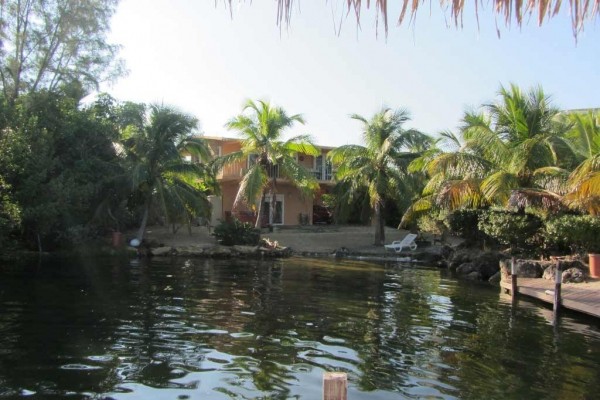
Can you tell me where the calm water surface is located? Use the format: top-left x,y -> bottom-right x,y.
0,256 -> 599,399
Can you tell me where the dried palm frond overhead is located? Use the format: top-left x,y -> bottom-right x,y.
223,0 -> 600,39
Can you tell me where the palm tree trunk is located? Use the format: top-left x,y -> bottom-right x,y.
270,195 -> 276,227
136,199 -> 151,241
270,176 -> 277,227
373,201 -> 385,246
255,192 -> 265,229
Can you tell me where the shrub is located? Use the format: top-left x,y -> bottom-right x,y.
544,215 -> 600,254
0,178 -> 21,250
445,209 -> 482,242
418,213 -> 445,235
212,218 -> 260,246
478,209 -> 543,249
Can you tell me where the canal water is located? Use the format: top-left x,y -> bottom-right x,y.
0,256 -> 599,399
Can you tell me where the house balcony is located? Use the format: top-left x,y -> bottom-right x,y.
217,160 -> 246,181
217,163 -> 281,181
218,162 -> 335,184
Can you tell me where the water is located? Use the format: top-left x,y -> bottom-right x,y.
0,256 -> 599,399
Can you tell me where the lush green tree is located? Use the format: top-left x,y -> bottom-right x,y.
219,99 -> 319,228
562,111 -> 600,214
405,84 -> 576,225
0,0 -> 124,101
121,104 -> 217,241
0,176 -> 21,250
0,90 -> 123,250
462,84 -> 575,206
328,107 -> 431,246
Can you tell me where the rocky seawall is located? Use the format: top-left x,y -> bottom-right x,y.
438,246 -> 590,284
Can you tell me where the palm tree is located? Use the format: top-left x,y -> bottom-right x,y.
217,99 -> 319,228
563,110 -> 600,214
465,85 -> 577,206
416,85 -> 575,214
122,104 -> 217,241
328,107 -> 431,246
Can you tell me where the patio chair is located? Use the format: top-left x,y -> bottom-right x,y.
384,233 -> 418,253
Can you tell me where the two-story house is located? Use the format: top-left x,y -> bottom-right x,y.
202,136 -> 335,227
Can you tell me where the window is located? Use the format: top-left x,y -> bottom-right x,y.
314,155 -> 323,180
248,153 -> 259,168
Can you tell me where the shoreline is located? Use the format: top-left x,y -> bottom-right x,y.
134,224 -> 460,256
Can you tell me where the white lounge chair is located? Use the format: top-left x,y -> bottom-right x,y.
384,233 -> 418,253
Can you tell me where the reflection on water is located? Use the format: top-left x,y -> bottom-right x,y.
0,256 -> 599,399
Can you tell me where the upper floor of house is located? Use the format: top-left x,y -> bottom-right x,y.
198,136 -> 336,184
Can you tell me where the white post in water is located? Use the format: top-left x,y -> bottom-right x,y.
323,372 -> 347,400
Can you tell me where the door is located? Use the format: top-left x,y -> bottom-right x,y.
261,194 -> 284,225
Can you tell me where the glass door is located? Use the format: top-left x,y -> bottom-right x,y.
261,195 -> 284,225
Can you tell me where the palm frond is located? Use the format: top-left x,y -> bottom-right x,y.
564,111 -> 600,158
408,147 -> 441,173
508,136 -> 554,175
462,111 -> 509,166
437,130 -> 463,152
421,173 -> 448,196
328,144 -> 368,165
399,196 -> 434,228
278,156 -> 319,195
234,164 -> 267,208
436,179 -> 485,210
211,150 -> 245,172
181,136 -> 213,161
480,170 -> 519,205
426,152 -> 490,179
532,166 -> 570,194
508,188 -> 566,212
282,135 -> 320,156
567,171 -> 600,198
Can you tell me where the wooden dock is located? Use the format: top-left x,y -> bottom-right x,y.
500,278 -> 600,318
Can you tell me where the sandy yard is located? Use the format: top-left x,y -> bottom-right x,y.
134,224 -> 419,255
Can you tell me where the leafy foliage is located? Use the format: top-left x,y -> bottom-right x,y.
544,215 -> 600,254
478,209 -> 543,249
0,90 -> 123,250
417,213 -> 446,236
0,177 -> 21,249
562,111 -> 600,215
405,84 -> 577,227
213,218 -> 260,246
444,209 -> 483,242
0,0 -> 124,100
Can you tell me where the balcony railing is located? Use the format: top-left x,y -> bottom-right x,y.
218,160 -> 246,179
218,162 -> 280,180
219,162 -> 334,182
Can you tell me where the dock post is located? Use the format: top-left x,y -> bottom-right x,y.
553,261 -> 562,316
511,257 -> 518,299
323,372 -> 347,400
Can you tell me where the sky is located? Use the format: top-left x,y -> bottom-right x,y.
101,0 -> 600,147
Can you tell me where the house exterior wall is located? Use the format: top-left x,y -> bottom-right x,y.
203,136 -> 335,226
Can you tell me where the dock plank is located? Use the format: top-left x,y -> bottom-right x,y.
500,278 -> 600,318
